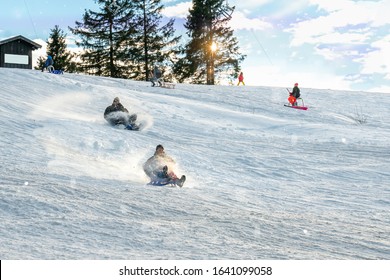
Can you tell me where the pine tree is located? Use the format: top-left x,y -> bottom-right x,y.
35,56 -> 46,71
36,25 -> 76,72
175,0 -> 245,84
123,0 -> 181,81
69,0 -> 180,81
69,0 -> 138,78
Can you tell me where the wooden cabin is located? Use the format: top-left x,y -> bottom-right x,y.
0,35 -> 42,69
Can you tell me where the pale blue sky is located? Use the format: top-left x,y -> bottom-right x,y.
1,0 -> 389,93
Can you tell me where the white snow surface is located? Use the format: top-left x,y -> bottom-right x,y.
0,68 -> 389,259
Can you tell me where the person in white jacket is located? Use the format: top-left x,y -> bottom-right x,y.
143,145 -> 186,187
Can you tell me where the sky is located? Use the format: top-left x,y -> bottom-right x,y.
1,0 -> 390,93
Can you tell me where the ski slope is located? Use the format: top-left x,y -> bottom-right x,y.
0,68 -> 389,259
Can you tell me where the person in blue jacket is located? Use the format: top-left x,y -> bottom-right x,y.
42,55 -> 54,72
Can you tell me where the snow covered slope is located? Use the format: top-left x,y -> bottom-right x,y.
0,68 -> 389,259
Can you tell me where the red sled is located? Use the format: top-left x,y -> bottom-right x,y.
284,104 -> 308,110
285,96 -> 308,110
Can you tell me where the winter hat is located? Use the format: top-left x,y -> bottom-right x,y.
156,144 -> 164,151
113,97 -> 120,102
294,83 -> 298,86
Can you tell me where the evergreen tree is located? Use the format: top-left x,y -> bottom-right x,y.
69,0 -> 138,78
130,0 -> 181,81
69,0 -> 180,81
36,25 -> 76,72
175,0 -> 245,84
35,56 -> 46,71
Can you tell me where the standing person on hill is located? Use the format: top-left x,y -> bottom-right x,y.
143,144 -> 186,187
150,66 -> 162,87
104,97 -> 139,130
41,55 -> 54,72
237,72 -> 245,86
289,83 -> 301,106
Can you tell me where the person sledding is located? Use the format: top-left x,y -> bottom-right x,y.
285,82 -> 308,110
143,145 -> 186,187
104,97 -> 139,130
288,82 -> 301,106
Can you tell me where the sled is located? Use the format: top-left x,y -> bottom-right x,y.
124,123 -> 141,131
161,82 -> 175,89
284,104 -> 308,110
147,175 -> 186,188
45,65 -> 63,74
51,70 -> 64,75
159,80 -> 175,89
285,96 -> 308,110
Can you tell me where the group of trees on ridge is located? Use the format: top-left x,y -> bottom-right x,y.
36,0 -> 246,85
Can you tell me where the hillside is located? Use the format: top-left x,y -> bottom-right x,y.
0,68 -> 389,259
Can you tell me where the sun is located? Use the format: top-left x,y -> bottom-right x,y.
210,42 -> 217,52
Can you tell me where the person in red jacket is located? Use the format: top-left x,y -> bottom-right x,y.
237,72 -> 245,86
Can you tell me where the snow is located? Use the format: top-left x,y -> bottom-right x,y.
0,68 -> 389,259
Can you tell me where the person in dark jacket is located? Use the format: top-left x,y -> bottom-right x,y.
104,97 -> 138,130
150,66 -> 162,87
42,55 -> 54,72
290,82 -> 301,106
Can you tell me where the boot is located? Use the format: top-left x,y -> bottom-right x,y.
162,165 -> 169,178
177,175 -> 186,187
